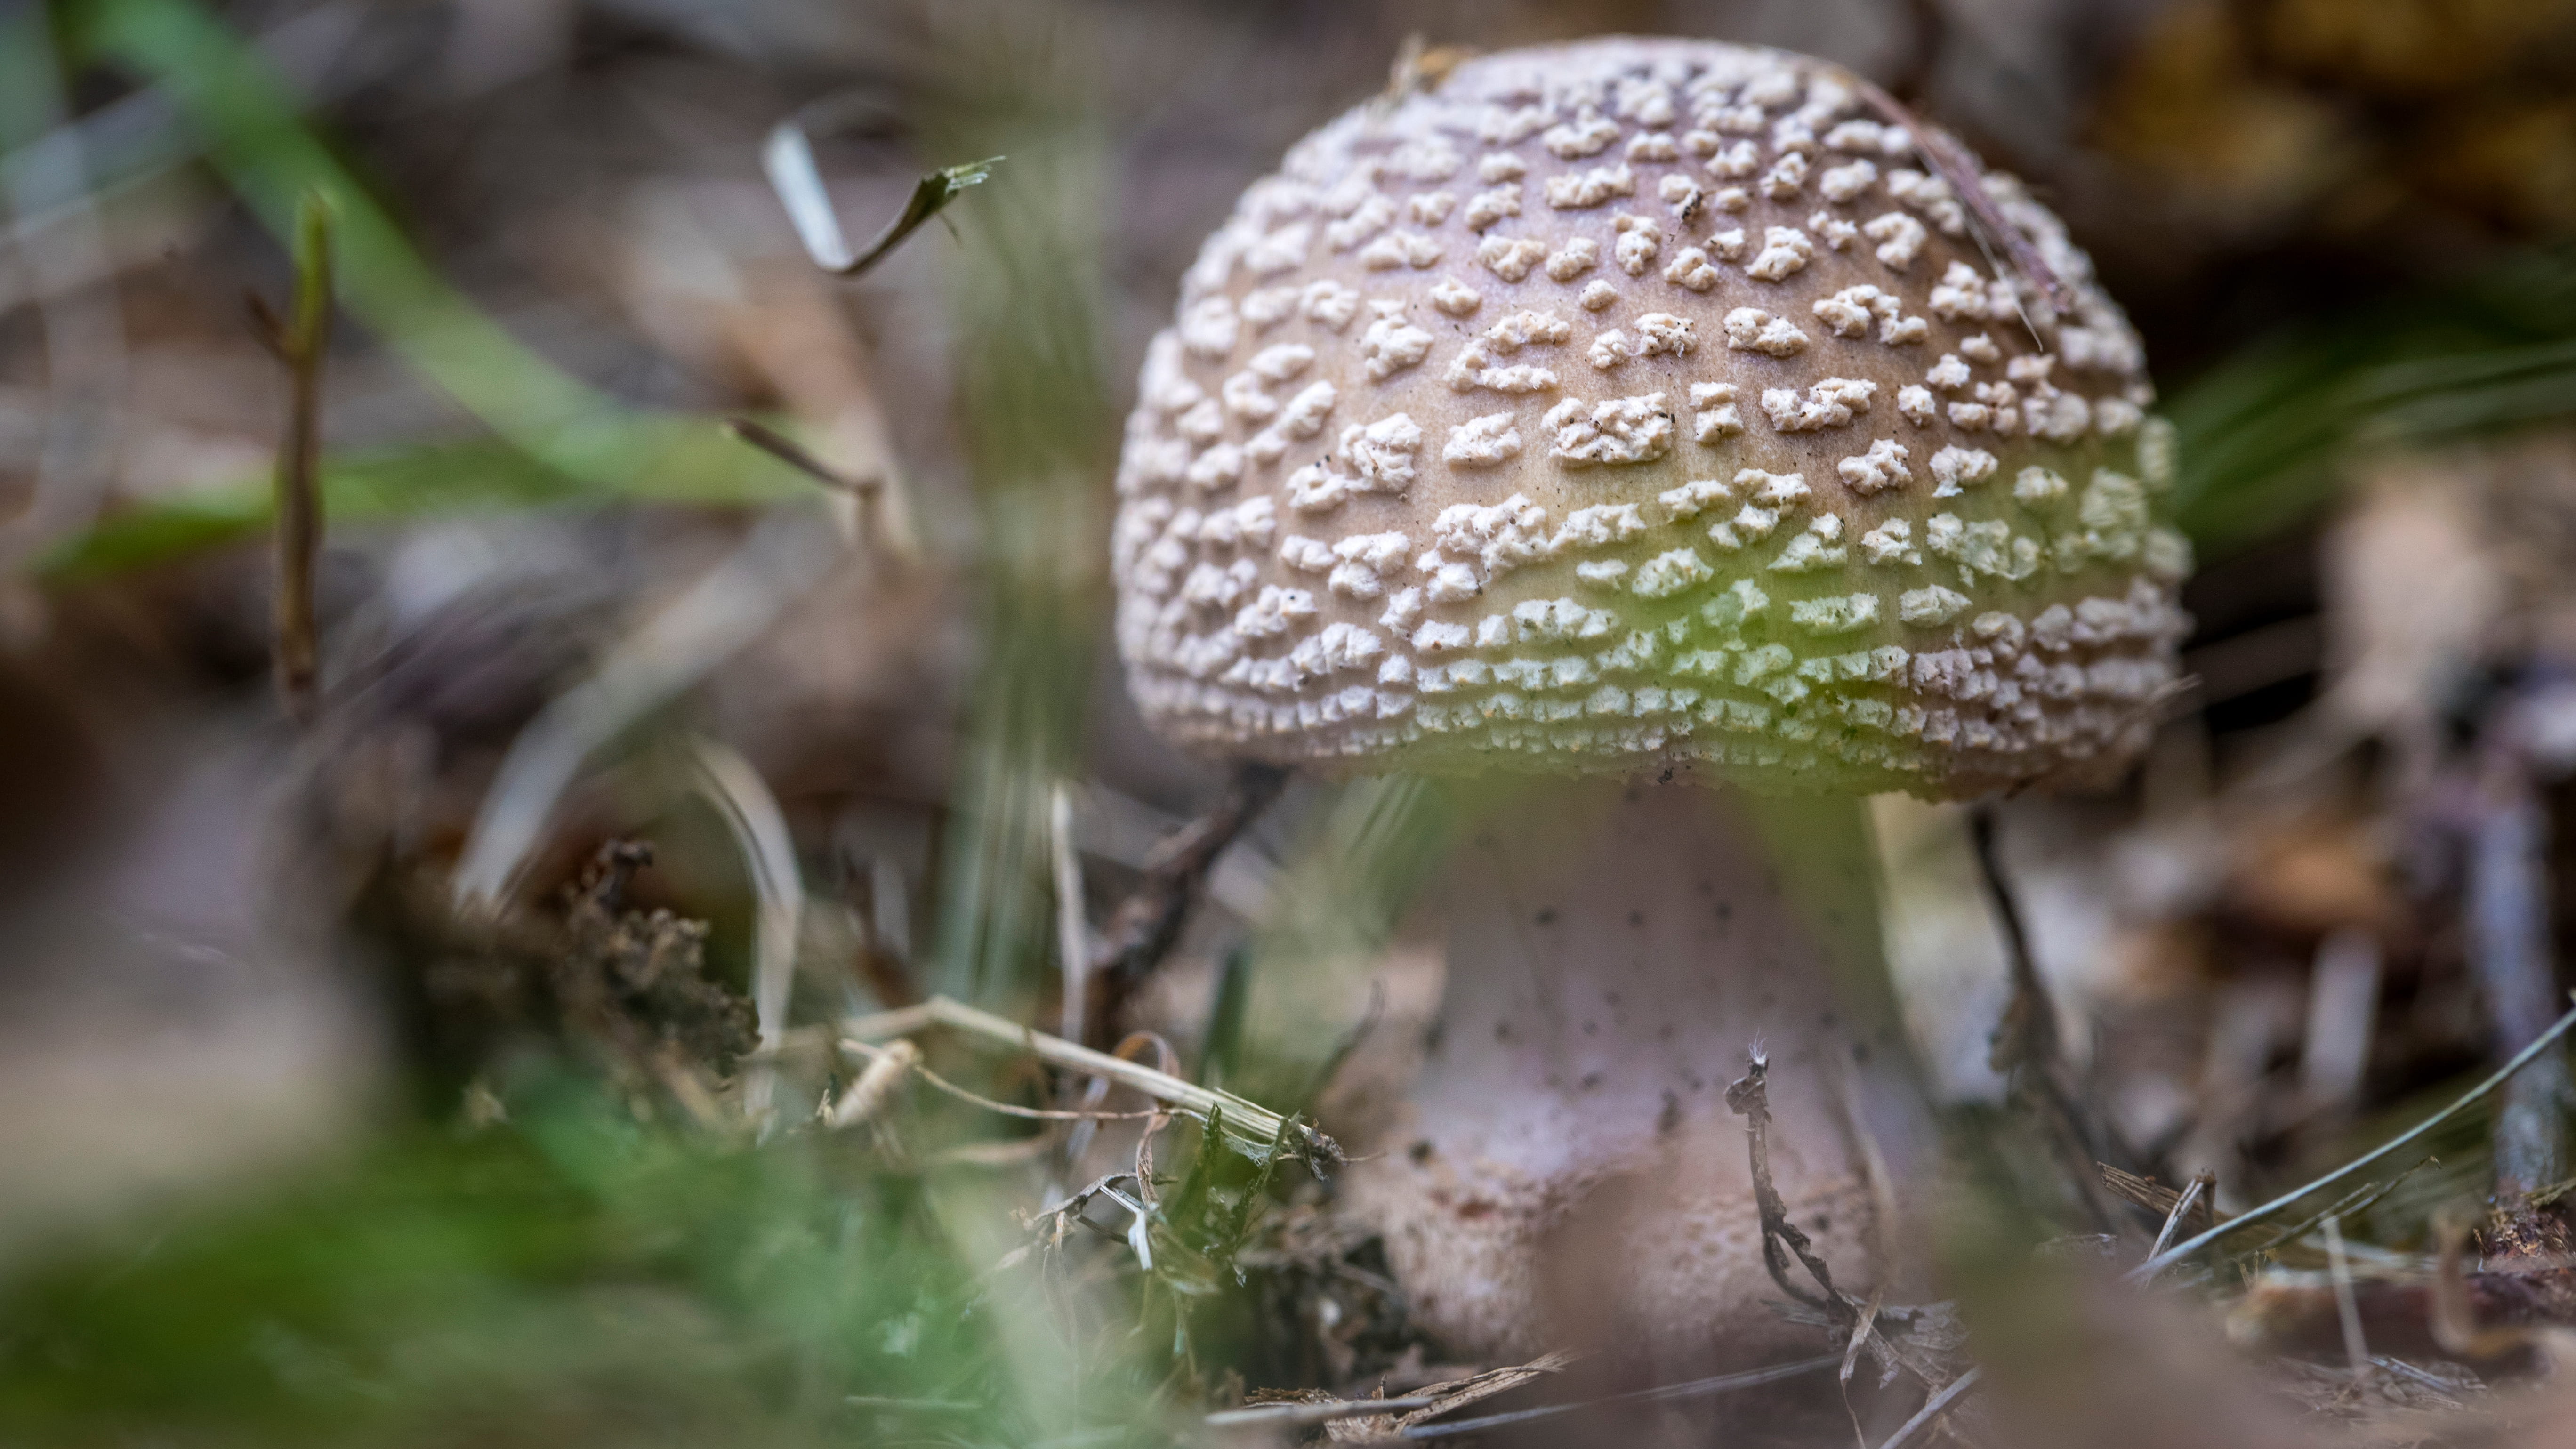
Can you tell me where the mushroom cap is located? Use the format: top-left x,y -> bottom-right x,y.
1112,36 -> 2190,796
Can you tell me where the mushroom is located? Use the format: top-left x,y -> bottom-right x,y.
1110,37 -> 2190,1361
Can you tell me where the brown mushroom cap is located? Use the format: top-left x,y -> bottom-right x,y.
1113,36 -> 2190,796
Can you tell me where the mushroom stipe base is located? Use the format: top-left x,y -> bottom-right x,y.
1341,774 -> 1931,1364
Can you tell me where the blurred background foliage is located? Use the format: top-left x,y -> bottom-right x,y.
3,0 -> 2576,1444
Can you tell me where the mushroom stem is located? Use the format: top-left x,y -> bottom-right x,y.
1343,773 -> 1934,1365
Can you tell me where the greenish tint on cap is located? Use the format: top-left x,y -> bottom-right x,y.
1112,36 -> 2190,797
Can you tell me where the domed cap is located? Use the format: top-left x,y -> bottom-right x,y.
1112,36 -> 2190,796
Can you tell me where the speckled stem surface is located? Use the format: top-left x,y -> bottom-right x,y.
1342,774 -> 1929,1367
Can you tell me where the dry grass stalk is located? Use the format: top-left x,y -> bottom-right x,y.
2102,1164 -> 2222,1231
719,417 -> 916,564
1974,808 -> 2122,1235
1204,1394 -> 1437,1430
825,1038 -> 918,1129
1876,1366 -> 1981,1449
1083,762 -> 1288,1044
1379,1350 -> 1577,1436
842,1036 -> 1163,1126
841,994 -> 1339,1164
2148,1171 -> 2215,1266
2134,997 -> 2576,1280
251,189 -> 332,726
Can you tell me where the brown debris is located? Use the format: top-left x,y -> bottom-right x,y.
417,840 -> 757,1116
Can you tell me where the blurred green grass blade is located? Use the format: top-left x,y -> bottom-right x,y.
1230,777 -> 1454,1111
73,0 -> 619,461
34,0 -> 822,581
2170,245 -> 2576,553
0,1089 -> 1028,1442
39,420 -> 813,580
918,11 -> 1117,1011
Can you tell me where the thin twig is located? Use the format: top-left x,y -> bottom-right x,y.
1085,762 -> 1289,1043
1878,1367 -> 1981,1449
259,189 -> 332,725
1391,1351 -> 1579,1431
1974,808 -> 2121,1234
723,417 -> 879,493
824,1038 -> 918,1130
1841,71 -> 2072,318
841,994 -> 1339,1164
762,112 -> 998,279
1727,1049 -> 1843,1315
2146,1172 -> 2210,1265
2133,997 -> 2576,1280
2242,1156 -> 2433,1257
2100,1164 -> 2215,1224
1206,1396 -> 1439,1429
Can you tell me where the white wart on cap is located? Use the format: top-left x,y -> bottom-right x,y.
1113,36 -> 2190,796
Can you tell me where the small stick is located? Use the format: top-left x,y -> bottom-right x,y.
723,417 -> 879,494
1841,71 -> 2073,317
1727,1049 -> 1844,1315
2145,1171 -> 2210,1267
824,1038 -> 919,1129
1085,763 -> 1289,1042
258,190 -> 333,726
1877,1367 -> 1981,1449
762,114 -> 998,279
2133,996 -> 2576,1280
1391,1351 -> 1579,1431
2323,1215 -> 2371,1379
2242,1156 -> 2431,1256
1207,1395 -> 1438,1430
1974,808 -> 2121,1234
841,993 -> 1339,1163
